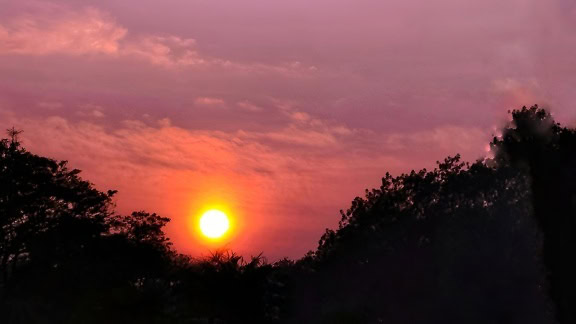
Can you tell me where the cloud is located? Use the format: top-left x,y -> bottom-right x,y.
3,0 -> 572,259
37,101 -> 63,110
76,104 -> 105,118
0,96 -> 492,258
385,126 -> 488,153
0,7 -> 126,55
0,5 -> 318,76
1,105 -> 489,256
0,6 -> 195,67
237,101 -> 263,112
0,112 -> 355,256
248,121 -> 356,148
195,97 -> 226,107
289,111 -> 311,123
123,35 -> 208,68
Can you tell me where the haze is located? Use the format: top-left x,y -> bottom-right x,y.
1,0 -> 575,259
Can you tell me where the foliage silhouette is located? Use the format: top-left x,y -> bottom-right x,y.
169,251 -> 276,323
288,156 -> 550,323
0,135 -> 177,323
492,106 -> 576,323
1,105 -> 575,323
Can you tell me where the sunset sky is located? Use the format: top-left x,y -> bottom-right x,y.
1,0 -> 575,259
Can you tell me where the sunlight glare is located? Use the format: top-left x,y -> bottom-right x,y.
199,209 -> 230,239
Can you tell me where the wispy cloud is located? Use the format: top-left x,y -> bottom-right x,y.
195,97 -> 226,107
0,5 -> 317,76
0,7 -> 125,55
237,101 -> 264,112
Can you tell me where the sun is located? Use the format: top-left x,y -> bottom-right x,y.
199,209 -> 230,239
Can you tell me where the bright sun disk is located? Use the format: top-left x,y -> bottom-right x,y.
199,209 -> 230,239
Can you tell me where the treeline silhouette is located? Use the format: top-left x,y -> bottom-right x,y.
1,106 -> 575,323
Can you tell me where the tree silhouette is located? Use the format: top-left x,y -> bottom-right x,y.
289,153 -> 551,322
0,132 -> 177,323
0,135 -> 115,286
492,105 -> 576,323
2,105 -> 576,323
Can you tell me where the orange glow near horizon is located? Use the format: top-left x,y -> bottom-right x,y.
178,178 -> 250,253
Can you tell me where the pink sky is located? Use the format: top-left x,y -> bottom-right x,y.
1,0 -> 575,259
